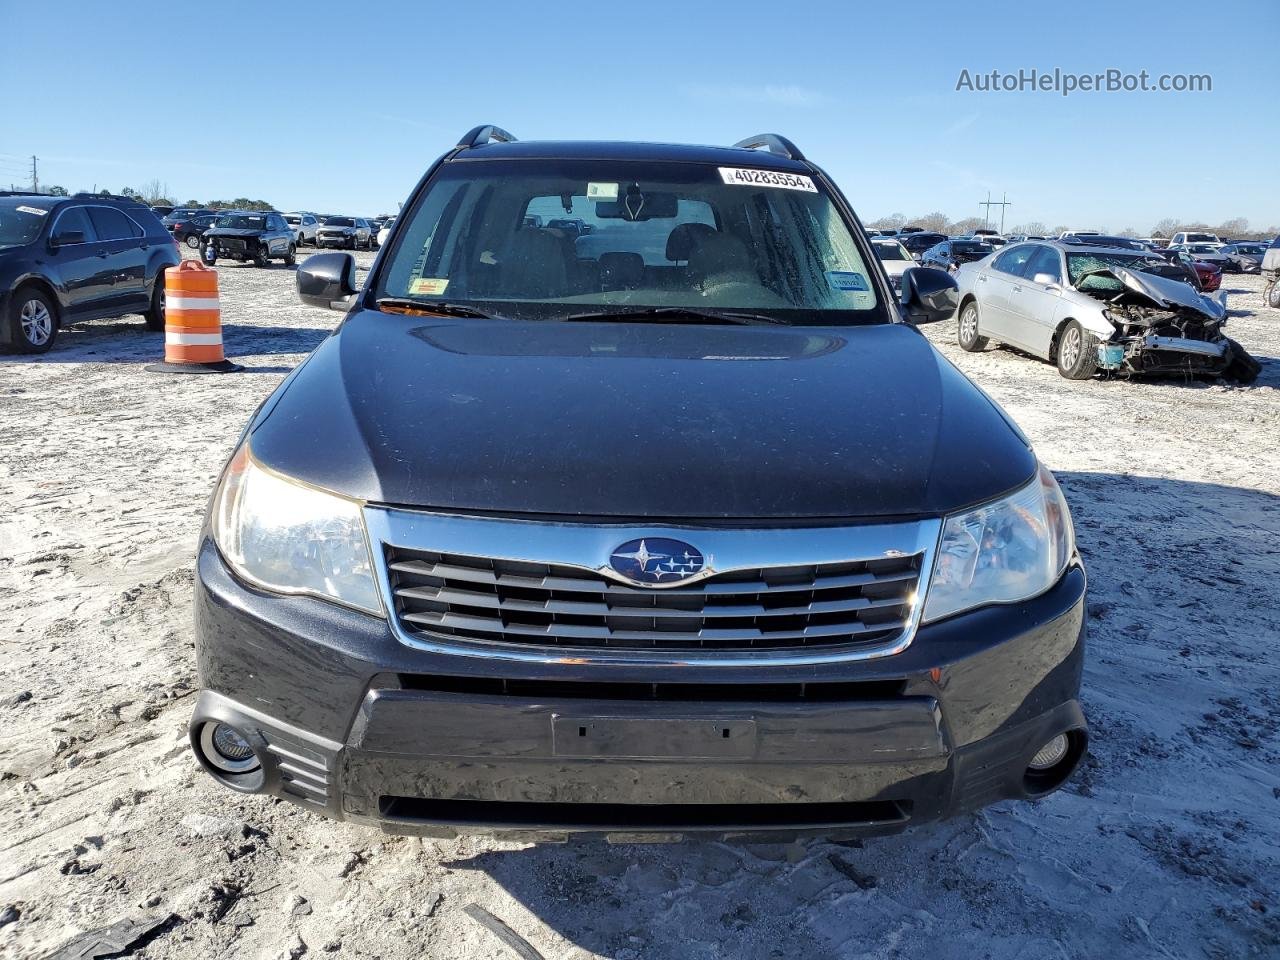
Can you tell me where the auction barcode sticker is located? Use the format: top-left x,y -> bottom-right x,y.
718,168 -> 817,192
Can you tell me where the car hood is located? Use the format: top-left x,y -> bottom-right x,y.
205,227 -> 265,238
248,313 -> 1036,519
1107,266 -> 1226,319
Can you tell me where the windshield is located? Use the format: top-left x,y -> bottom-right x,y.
284,215 -> 300,224
872,241 -> 909,262
1066,252 -> 1173,288
953,241 -> 992,254
1186,244 -> 1217,254
325,217 -> 354,226
0,199 -> 51,247
216,213 -> 266,229
374,159 -> 887,324
1186,233 -> 1217,243
1235,244 -> 1264,254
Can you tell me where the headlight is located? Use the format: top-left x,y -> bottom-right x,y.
210,444 -> 382,615
922,464 -> 1074,623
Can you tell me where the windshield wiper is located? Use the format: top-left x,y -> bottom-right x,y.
561,306 -> 787,325
374,298 -> 497,319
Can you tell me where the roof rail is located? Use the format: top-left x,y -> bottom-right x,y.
732,134 -> 805,162
456,125 -> 518,149
72,191 -> 147,204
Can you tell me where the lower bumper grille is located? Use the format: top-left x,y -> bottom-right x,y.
385,546 -> 922,652
378,796 -> 911,830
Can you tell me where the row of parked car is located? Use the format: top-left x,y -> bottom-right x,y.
869,227 -> 1270,297
153,206 -> 397,256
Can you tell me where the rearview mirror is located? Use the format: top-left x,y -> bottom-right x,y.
595,190 -> 679,221
297,252 -> 358,309
50,230 -> 85,248
899,266 -> 959,324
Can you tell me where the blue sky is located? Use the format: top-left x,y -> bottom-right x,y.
3,0 -> 1276,232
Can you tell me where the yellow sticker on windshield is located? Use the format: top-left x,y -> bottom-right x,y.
409,278 -> 448,296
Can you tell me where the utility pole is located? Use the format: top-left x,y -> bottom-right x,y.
30,155 -> 38,195
978,191 -> 1012,232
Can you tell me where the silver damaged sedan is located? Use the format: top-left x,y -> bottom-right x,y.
952,240 -> 1259,383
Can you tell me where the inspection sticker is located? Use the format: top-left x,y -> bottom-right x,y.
718,167 -> 817,192
16,205 -> 47,216
826,271 -> 869,292
409,277 -> 448,296
586,182 -> 619,200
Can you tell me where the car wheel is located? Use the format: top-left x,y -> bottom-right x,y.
1266,280 -> 1280,309
144,275 -> 166,331
1056,320 -> 1100,380
185,234 -> 201,250
8,286 -> 58,354
1223,337 -> 1261,384
957,301 -> 988,352
347,236 -> 356,250
285,244 -> 297,267
254,243 -> 271,268
201,242 -> 217,266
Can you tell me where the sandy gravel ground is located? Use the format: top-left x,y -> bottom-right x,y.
1,252 -> 1277,960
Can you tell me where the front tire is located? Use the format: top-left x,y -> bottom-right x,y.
201,242 -> 217,266
957,301 -> 989,352
185,234 -> 201,250
1223,337 -> 1261,384
1056,320 -> 1100,380
253,243 -> 271,268
144,275 -> 166,331
1266,279 -> 1280,309
285,244 -> 297,266
8,286 -> 58,354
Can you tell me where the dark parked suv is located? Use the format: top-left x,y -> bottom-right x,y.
190,127 -> 1088,840
1,192 -> 179,353
202,211 -> 297,267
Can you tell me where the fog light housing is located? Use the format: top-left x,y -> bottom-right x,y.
200,722 -> 260,774
1029,733 -> 1069,771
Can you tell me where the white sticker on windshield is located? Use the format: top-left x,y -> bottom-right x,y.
16,205 -> 47,216
718,168 -> 817,192
586,182 -> 618,200
409,277 -> 448,296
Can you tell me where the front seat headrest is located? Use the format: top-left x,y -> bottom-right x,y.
503,228 -> 570,298
598,252 -> 644,290
665,222 -> 718,262
686,231 -> 754,286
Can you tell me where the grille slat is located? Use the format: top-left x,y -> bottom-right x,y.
387,544 -> 922,652
387,558 -> 918,598
394,583 -> 908,620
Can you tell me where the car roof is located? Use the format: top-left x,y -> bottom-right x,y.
1036,239 -> 1155,256
448,139 -> 812,172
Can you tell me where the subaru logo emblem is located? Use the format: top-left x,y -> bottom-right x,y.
608,538 -> 705,587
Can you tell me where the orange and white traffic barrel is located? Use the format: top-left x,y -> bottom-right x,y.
146,261 -> 242,374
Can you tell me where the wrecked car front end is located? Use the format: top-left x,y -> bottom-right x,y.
1075,267 -> 1254,380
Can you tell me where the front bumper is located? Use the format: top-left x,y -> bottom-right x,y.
191,540 -> 1087,840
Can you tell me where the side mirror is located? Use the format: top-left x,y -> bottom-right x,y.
1032,272 -> 1060,287
899,266 -> 959,324
297,252 -> 358,309
49,230 -> 85,248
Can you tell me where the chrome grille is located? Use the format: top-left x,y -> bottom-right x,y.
385,547 -> 922,651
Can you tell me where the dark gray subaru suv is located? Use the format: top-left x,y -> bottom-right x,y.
190,126 -> 1087,840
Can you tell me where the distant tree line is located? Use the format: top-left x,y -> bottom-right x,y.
29,179 -> 275,212
867,212 -> 1278,241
